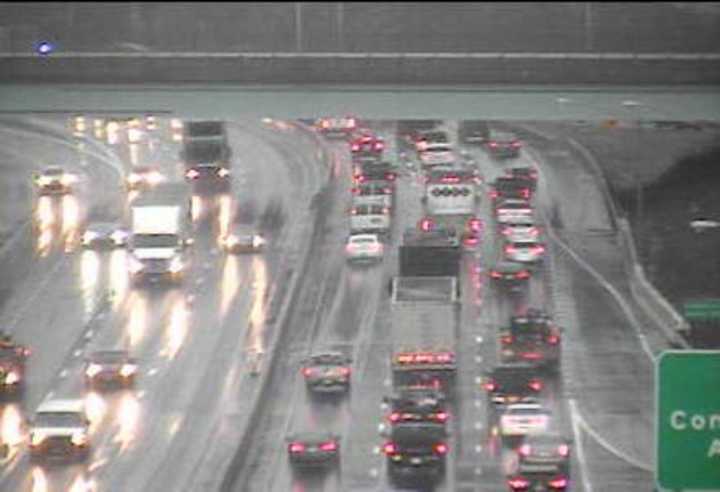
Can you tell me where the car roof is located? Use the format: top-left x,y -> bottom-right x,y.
88,349 -> 131,361
42,166 -> 64,174
86,222 -> 121,231
36,399 -> 85,414
349,234 -> 380,242
493,261 -> 527,272
288,431 -> 336,443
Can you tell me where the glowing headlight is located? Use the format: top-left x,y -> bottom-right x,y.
145,116 -> 157,130
170,118 -> 183,130
185,169 -> 200,180
4,371 -> 19,385
147,171 -> 164,184
252,236 -> 266,248
127,174 -> 141,185
111,230 -> 128,245
128,257 -> 144,274
119,364 -> 137,377
60,174 -> 77,185
128,128 -> 143,143
36,176 -> 53,186
71,432 -> 88,447
217,168 -> 230,178
85,363 -> 102,378
82,231 -> 99,244
224,235 -> 239,247
74,117 -> 86,131
168,257 -> 183,273
30,432 -> 45,446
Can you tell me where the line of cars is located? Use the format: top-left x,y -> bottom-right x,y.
20,116 -> 267,464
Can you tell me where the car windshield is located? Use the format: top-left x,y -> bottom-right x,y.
131,234 -> 179,248
351,237 -> 376,244
507,406 -> 546,416
35,411 -> 85,427
90,351 -> 128,363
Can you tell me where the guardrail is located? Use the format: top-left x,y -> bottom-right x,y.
2,51 -> 718,84
1,51 -> 720,60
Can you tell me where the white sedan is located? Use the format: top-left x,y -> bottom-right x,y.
504,239 -> 545,264
499,402 -> 550,437
345,234 -> 384,263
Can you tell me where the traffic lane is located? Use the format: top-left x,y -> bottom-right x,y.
95,122 -> 325,491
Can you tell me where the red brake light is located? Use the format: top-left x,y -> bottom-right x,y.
515,270 -> 530,279
508,477 -> 530,489
302,368 -> 315,377
469,218 -> 482,232
489,141 -> 498,148
558,444 -> 570,457
385,172 -> 396,181
347,118 -> 356,128
375,142 -> 384,150
351,144 -> 359,151
351,187 -> 359,194
518,444 -> 531,456
185,169 -> 199,179
441,175 -> 460,183
512,140 -> 522,148
529,379 -> 543,392
490,271 -> 502,279
420,218 -> 433,232
321,120 -> 329,128
434,411 -> 448,423
339,367 -> 351,376
382,207 -> 390,215
383,187 -> 392,194
434,443 -> 448,455
483,380 -> 497,391
549,477 -> 568,489
533,245 -> 545,254
501,335 -> 513,345
389,412 -> 400,423
521,188 -> 530,199
547,334 -> 560,345
289,442 -> 305,453
490,190 -> 498,199
320,441 -> 337,452
383,442 -> 398,455
505,245 -> 516,255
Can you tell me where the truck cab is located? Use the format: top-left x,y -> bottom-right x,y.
127,183 -> 194,286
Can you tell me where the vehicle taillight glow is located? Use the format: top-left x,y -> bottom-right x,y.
549,476 -> 568,489
389,412 -> 400,423
515,270 -> 530,279
490,190 -> 498,199
420,218 -> 434,232
302,368 -> 315,377
490,271 -> 502,279
518,444 -> 531,456
320,441 -> 337,452
350,208 -> 358,215
382,207 -> 390,215
512,140 -> 522,148
321,120 -> 330,128
434,443 -> 448,455
351,144 -> 359,151
529,379 -> 543,391
464,236 -> 478,247
347,118 -> 356,128
186,169 -> 200,180
375,142 -> 384,150
417,141 -> 428,151
532,245 -> 545,254
489,141 -> 499,148
383,442 -> 398,455
483,380 -> 497,391
441,175 -> 460,183
383,187 -> 392,194
351,187 -> 359,194
547,334 -> 560,345
469,218 -> 482,232
501,335 -> 513,345
339,367 -> 351,376
521,188 -> 530,199
508,477 -> 530,489
290,442 -> 305,453
385,172 -> 397,181
558,444 -> 570,457
505,245 -> 516,255
434,411 -> 448,422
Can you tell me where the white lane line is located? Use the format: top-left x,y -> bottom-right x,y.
571,399 -> 653,472
569,399 -> 594,492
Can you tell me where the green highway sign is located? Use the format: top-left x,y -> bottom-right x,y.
657,350 -> 720,490
683,299 -> 720,320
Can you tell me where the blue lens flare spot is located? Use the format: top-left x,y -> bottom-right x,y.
35,41 -> 55,55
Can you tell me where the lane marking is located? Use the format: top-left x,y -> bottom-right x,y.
569,399 -> 594,492
571,399 -> 653,472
